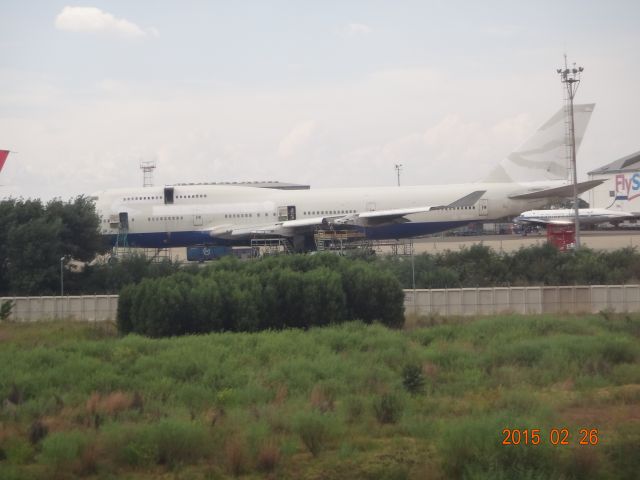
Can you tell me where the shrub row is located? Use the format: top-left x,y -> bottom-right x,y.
379,243 -> 640,288
118,255 -> 404,336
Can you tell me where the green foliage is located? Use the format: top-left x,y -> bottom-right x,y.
1,315 -> 639,478
437,416 -> 557,479
0,300 -> 13,321
402,363 -> 425,394
378,244 -> 640,288
340,261 -> 405,327
38,431 -> 89,470
2,437 -> 35,465
606,425 -> 640,480
104,420 -> 208,468
118,254 -> 403,336
0,197 -> 103,295
69,254 -> 183,295
293,411 -> 332,456
372,392 -> 404,424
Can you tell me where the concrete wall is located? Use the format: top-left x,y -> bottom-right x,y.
404,285 -> 640,316
2,285 -> 640,323
0,296 -> 119,322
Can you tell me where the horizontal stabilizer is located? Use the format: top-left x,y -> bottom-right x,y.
509,179 -> 604,200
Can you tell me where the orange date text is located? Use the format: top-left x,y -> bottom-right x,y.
502,428 -> 598,446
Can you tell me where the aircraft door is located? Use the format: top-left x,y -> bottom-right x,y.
366,202 -> 376,211
193,214 -> 203,226
479,199 -> 489,216
164,187 -> 174,205
118,212 -> 129,229
278,206 -> 296,221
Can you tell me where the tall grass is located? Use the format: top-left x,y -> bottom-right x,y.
0,314 -> 639,478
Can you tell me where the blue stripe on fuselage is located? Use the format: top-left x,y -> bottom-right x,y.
360,221 -> 469,239
104,221 -> 470,248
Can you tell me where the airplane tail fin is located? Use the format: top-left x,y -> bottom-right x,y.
0,150 -> 9,173
484,104 -> 595,183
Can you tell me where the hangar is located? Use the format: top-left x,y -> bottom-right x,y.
587,150 -> 640,216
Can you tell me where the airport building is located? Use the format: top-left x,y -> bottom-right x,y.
587,150 -> 640,215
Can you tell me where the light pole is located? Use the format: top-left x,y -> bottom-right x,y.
411,241 -> 416,315
557,56 -> 584,249
60,256 -> 65,297
395,164 -> 403,186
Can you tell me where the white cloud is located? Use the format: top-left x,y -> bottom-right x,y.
55,6 -> 153,38
277,121 -> 316,158
345,23 -> 373,37
3,59 -> 635,200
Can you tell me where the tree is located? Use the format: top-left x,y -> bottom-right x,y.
0,197 -> 104,295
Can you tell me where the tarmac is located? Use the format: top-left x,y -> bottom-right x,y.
410,230 -> 640,254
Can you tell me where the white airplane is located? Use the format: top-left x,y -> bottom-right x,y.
92,104 -> 602,251
515,208 -> 635,226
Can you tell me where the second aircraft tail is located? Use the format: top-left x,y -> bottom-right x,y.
485,104 -> 595,183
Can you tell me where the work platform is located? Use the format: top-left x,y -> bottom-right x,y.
314,230 -> 414,255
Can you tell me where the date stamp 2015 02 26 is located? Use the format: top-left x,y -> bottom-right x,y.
502,428 -> 599,446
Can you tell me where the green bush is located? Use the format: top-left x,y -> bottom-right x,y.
0,300 -> 13,321
606,425 -> 640,480
105,424 -> 156,467
117,255 -> 403,336
294,411 -> 331,457
38,431 -> 89,471
373,393 -> 404,424
2,437 -> 34,465
402,364 -> 425,394
377,244 -> 640,289
105,420 -> 208,468
437,417 -> 557,479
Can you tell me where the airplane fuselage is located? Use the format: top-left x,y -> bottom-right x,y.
93,181 -> 561,249
89,103 -> 601,250
515,208 -> 635,226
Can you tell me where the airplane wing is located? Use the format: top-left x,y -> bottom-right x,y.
205,192 -> 482,239
333,206 -> 437,227
336,190 -> 487,227
205,206 -> 439,239
207,217 -> 330,239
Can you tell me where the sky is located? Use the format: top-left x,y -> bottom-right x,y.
1,1 -> 639,200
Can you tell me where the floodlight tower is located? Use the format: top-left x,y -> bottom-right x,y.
140,160 -> 157,187
395,163 -> 403,186
557,55 -> 584,249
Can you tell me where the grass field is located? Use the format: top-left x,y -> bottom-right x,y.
0,314 -> 639,479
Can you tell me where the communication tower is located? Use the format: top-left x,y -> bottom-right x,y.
140,160 -> 157,187
557,55 -> 584,249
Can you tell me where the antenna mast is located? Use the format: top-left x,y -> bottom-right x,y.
140,160 -> 157,187
394,163 -> 403,187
